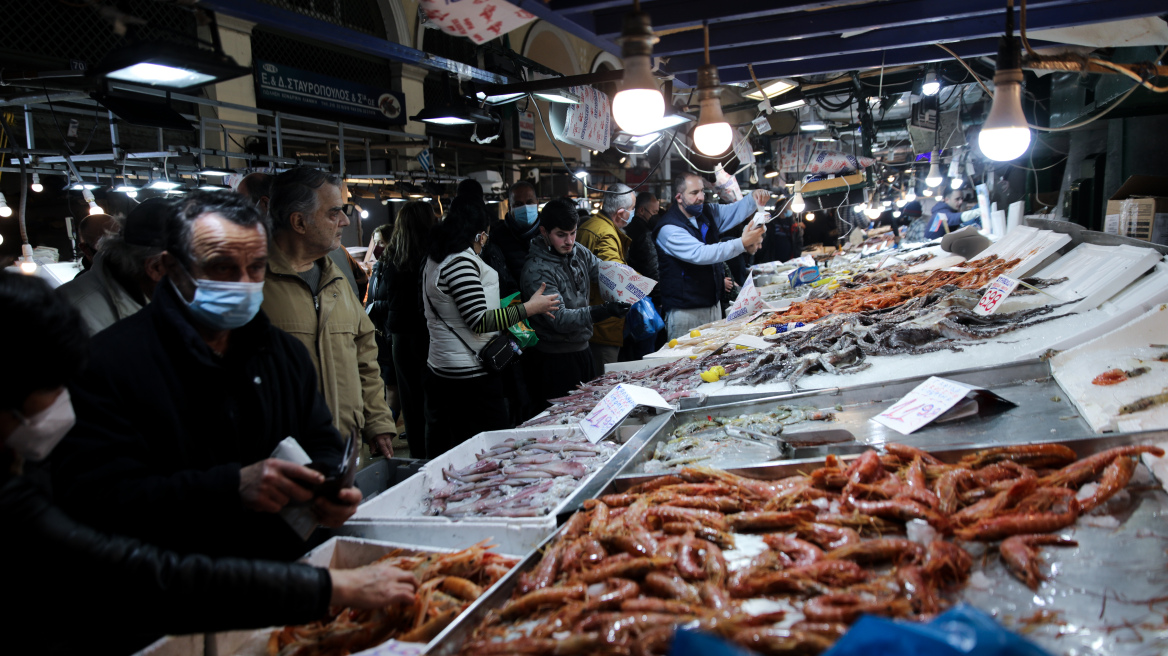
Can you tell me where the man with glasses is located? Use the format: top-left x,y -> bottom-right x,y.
261,168 -> 397,458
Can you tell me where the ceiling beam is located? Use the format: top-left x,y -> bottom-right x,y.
695,37 -> 1059,85
654,0 -> 1096,56
665,3 -> 1157,73
591,0 -> 871,37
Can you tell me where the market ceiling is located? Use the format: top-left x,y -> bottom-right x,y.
518,0 -> 1168,85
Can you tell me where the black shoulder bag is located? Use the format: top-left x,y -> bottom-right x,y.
423,263 -> 522,373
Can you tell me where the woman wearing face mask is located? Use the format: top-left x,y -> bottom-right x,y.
0,271 -> 417,656
422,198 -> 561,457
364,222 -> 401,431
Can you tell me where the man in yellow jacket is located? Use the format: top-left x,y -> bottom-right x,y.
261,168 -> 398,457
577,183 -> 635,374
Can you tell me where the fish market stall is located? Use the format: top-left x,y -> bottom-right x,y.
425,434 -> 1168,656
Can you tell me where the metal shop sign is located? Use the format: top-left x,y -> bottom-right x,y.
255,60 -> 406,125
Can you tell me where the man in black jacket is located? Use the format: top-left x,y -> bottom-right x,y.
1,270 -> 416,656
52,191 -> 362,561
492,180 -> 541,284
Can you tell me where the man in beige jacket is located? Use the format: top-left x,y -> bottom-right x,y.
262,168 -> 397,456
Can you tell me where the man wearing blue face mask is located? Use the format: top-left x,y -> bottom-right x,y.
52,191 -> 358,562
655,173 -> 769,339
492,180 -> 541,284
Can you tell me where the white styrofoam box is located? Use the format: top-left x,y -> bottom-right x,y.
1050,303 -> 1168,433
351,425 -> 636,525
607,354 -> 685,372
139,537 -> 518,656
1034,243 -> 1162,312
337,517 -> 555,554
1042,260 -> 1168,353
969,225 -> 1072,278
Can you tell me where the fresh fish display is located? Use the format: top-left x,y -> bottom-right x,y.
425,435 -> 619,518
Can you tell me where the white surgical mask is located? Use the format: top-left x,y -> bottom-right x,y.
8,389 -> 76,462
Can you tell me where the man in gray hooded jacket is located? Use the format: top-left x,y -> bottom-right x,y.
520,198 -> 629,410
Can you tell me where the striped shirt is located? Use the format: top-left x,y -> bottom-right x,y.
436,257 -> 528,334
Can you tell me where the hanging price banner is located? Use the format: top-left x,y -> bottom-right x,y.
974,274 -> 1021,316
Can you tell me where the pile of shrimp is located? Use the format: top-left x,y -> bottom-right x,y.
763,256 -> 1021,325
268,541 -> 519,656
458,442 -> 1162,656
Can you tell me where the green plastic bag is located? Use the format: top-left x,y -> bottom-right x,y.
501,292 -> 539,348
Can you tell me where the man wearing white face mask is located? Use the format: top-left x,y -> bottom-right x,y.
1,271 -> 417,655
52,191 -> 361,561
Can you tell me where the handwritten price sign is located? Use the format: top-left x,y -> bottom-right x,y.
580,384 -> 672,443
974,274 -> 1020,316
872,376 -> 976,435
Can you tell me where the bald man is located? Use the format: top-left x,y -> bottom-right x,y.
77,213 -> 118,272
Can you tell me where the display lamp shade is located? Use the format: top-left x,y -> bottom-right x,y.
412,100 -> 488,126
0,192 -> 11,218
978,34 -> 1031,161
30,173 -> 43,193
763,164 -> 779,179
925,151 -> 944,188
95,41 -> 250,90
948,159 -> 964,188
612,3 -> 665,136
114,183 -> 139,198
922,69 -> 940,96
790,182 -> 806,213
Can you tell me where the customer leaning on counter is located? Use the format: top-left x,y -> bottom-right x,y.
0,270 -> 416,656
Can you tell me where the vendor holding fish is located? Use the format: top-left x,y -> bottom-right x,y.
655,173 -> 770,339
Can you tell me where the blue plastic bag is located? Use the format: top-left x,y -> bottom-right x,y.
822,604 -> 1054,656
627,297 -> 665,341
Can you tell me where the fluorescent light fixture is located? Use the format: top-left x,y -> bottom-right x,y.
744,78 -> 797,101
96,41 -> 249,90
800,120 -> 827,131
412,100 -> 496,126
752,149 -> 764,156
631,132 -> 662,147
198,184 -> 228,191
199,167 -> 233,177
113,184 -> 139,193
763,164 -> 779,179
575,170 -> 589,180
475,91 -> 526,105
533,89 -> 581,104
813,134 -> 835,142
69,181 -> 98,190
149,180 -> 183,190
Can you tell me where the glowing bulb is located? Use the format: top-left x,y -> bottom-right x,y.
612,55 -> 665,136
789,182 -> 805,213
922,70 -> 940,96
854,203 -> 867,214
896,197 -> 907,208
360,209 -> 370,219
20,259 -> 37,274
923,188 -> 934,197
882,199 -> 892,207
948,160 -> 963,188
893,210 -> 902,218
978,68 -> 1031,161
693,119 -> 733,156
804,212 -> 815,222
925,151 -> 943,187
866,207 -> 882,220
905,188 -> 917,202
31,174 -> 43,193
126,191 -> 138,198
0,193 -> 11,218
89,202 -> 104,216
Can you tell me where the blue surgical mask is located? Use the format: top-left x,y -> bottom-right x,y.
172,275 -> 264,331
513,204 -> 539,228
683,202 -> 704,217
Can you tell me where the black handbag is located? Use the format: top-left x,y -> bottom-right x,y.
422,272 -> 522,373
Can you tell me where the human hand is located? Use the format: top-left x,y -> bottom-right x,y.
238,459 -> 322,513
370,432 -> 395,458
329,561 -> 418,608
741,222 -> 765,253
752,189 -> 771,207
313,486 -> 362,527
524,282 -> 561,317
606,301 -> 632,319
724,277 -> 734,293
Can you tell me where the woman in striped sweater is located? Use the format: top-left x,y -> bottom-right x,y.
422,197 -> 561,457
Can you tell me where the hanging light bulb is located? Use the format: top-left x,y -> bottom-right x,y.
905,183 -> 917,202
948,159 -> 964,189
925,151 -> 943,188
790,181 -> 805,213
19,244 -> 37,274
978,12 -> 1032,161
893,210 -> 902,218
612,1 -> 664,136
804,212 -> 815,222
922,68 -> 940,96
896,195 -> 908,208
693,25 -> 732,156
923,188 -> 934,197
30,173 -> 43,193
82,189 -> 104,216
0,192 -> 11,218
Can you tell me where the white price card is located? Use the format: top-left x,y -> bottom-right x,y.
974,274 -> 1020,316
580,384 -> 672,443
872,376 -> 977,435
730,335 -> 772,350
726,273 -> 773,322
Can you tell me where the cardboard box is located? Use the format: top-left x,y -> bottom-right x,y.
1106,175 -> 1168,245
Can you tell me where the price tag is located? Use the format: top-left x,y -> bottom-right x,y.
872,376 -> 977,435
580,384 -> 672,443
730,335 -> 772,350
973,274 -> 1020,316
726,273 -> 772,321
752,114 -> 772,134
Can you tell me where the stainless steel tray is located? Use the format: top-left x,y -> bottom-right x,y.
427,431 -> 1168,656
638,359 -> 1092,475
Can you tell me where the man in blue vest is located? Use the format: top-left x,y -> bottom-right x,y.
926,187 -> 982,239
654,173 -> 768,339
